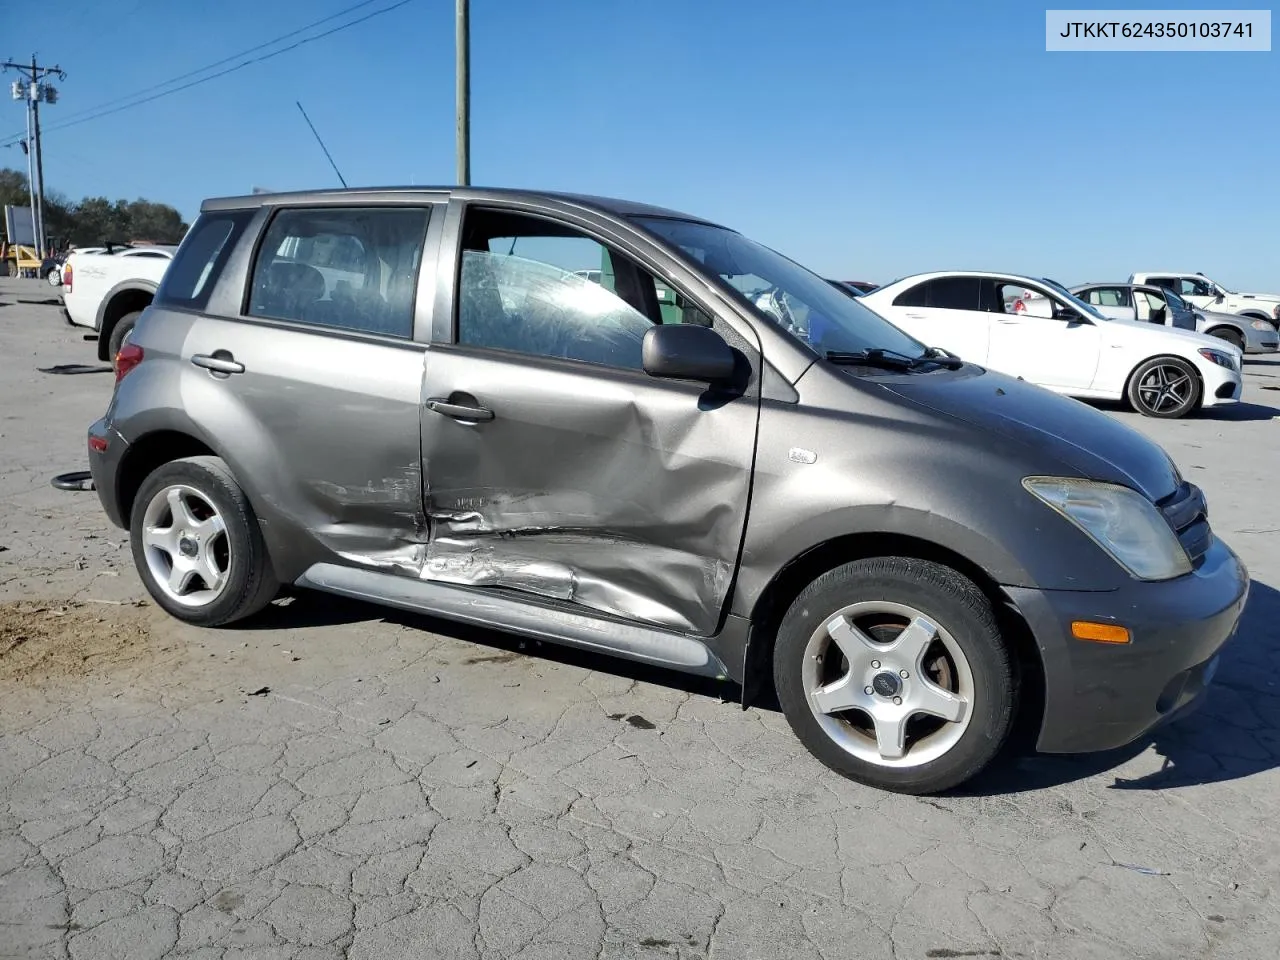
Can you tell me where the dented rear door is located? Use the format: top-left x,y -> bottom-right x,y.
415,200 -> 760,637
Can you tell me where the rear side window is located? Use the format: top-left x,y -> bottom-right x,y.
156,212 -> 252,310
928,276 -> 980,310
892,281 -> 930,307
248,206 -> 430,339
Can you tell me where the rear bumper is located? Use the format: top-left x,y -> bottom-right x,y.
1007,537 -> 1248,754
88,417 -> 129,529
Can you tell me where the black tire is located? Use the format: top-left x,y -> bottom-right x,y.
1126,355 -> 1201,419
130,455 -> 278,626
108,311 -> 142,366
773,557 -> 1015,795
1208,327 -> 1245,353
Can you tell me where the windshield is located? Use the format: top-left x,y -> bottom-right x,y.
634,217 -> 926,358
1039,277 -> 1107,321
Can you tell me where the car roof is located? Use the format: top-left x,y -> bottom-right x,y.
1073,282 -> 1163,292
200,186 -> 720,226
869,270 -> 1060,291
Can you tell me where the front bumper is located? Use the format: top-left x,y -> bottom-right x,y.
1007,537 -> 1248,754
1199,362 -> 1242,407
87,417 -> 130,529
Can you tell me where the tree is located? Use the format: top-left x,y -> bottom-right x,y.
0,167 -> 188,246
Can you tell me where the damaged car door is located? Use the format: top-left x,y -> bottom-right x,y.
416,202 -> 760,636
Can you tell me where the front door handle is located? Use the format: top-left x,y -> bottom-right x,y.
427,397 -> 494,422
191,352 -> 245,375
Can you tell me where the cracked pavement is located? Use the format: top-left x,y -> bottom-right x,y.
2,278 -> 1280,959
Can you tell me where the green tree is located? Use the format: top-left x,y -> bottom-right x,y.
1,167 -> 188,247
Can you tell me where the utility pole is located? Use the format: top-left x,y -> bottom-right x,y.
4,56 -> 65,258
455,0 -> 470,186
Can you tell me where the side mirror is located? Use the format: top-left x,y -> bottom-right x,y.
1214,292 -> 1226,303
642,324 -> 736,383
1053,304 -> 1085,323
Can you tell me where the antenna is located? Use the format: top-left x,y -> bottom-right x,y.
295,100 -> 348,188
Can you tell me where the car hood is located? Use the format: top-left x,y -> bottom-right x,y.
879,368 -> 1181,502
1101,315 -> 1241,357
1232,291 -> 1280,303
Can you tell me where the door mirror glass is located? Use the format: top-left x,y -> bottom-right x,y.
642,324 -> 736,383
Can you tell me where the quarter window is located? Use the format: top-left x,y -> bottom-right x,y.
892,282 -> 929,308
248,206 -> 430,338
156,211 -> 252,310
456,209 -> 707,369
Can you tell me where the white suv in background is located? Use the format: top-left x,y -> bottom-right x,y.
1130,272 -> 1280,327
860,271 -> 1242,418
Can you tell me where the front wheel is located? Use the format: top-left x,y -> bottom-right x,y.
1126,356 -> 1201,418
130,456 -> 278,626
773,557 -> 1015,795
1208,328 -> 1245,353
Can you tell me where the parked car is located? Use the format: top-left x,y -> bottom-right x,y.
87,187 -> 1247,794
1130,272 -> 1280,327
861,272 -> 1242,418
61,245 -> 176,362
1073,283 -> 1278,354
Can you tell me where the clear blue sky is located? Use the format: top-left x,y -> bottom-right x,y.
4,1 -> 1278,287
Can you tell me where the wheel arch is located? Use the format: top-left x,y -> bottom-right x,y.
739,531 -> 1045,750
95,282 -> 157,360
1236,309 -> 1273,323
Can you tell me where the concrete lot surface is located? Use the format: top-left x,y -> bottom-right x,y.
2,276 -> 1279,959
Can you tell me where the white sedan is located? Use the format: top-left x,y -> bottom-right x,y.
860,271 -> 1242,418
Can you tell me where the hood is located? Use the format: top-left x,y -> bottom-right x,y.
1233,291 -> 1280,303
878,368 -> 1181,502
1101,315 -> 1241,356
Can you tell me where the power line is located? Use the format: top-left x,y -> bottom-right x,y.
48,0 -> 388,130
0,0 -> 411,148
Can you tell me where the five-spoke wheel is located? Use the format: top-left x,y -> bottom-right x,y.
1127,356 -> 1200,419
129,456 -> 278,626
775,557 -> 1016,794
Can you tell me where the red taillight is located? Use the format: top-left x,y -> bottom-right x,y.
63,263 -> 72,292
88,436 -> 108,454
115,343 -> 144,382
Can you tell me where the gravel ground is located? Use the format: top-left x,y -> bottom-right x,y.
2,275 -> 1279,960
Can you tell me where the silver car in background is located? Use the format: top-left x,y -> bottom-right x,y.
1073,282 -> 1278,354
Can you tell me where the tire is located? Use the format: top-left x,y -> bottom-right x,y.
1126,356 -> 1201,418
107,311 -> 142,365
129,455 -> 278,626
773,557 -> 1015,795
1208,328 -> 1245,353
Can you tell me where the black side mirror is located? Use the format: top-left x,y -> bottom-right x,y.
642,324 -> 736,383
1215,292 -> 1226,303
1053,304 -> 1085,323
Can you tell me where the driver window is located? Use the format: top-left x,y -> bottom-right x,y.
1178,277 -> 1213,298
998,283 -> 1054,318
456,209 -> 704,369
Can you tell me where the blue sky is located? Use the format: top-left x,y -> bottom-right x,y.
4,1 -> 1278,287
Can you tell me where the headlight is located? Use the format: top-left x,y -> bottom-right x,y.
1198,347 -> 1236,370
1023,477 -> 1191,581
1251,318 -> 1275,331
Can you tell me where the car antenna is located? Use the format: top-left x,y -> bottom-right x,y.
296,100 -> 349,188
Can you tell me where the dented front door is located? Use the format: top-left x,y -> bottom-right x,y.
414,202 -> 759,636
417,346 -> 757,636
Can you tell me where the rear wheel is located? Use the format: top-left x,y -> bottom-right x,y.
130,456 -> 278,626
1208,327 -> 1245,353
108,311 -> 142,366
1126,356 -> 1201,418
773,557 -> 1016,794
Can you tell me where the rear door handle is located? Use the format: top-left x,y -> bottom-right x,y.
191,353 -> 245,375
427,398 -> 494,422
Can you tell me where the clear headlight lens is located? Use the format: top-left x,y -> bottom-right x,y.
1251,318 -> 1274,331
1023,477 -> 1192,581
1198,348 -> 1236,370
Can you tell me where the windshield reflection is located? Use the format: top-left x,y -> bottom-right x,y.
635,217 -> 926,359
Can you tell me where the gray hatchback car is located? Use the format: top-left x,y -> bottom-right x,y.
88,187 -> 1249,794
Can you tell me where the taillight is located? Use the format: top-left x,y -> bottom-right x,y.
115,343 -> 144,382
63,263 -> 72,292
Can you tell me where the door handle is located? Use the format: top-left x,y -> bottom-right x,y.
191,353 -> 245,375
427,397 -> 494,422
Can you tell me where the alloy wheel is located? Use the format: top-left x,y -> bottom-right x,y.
801,600 -> 974,767
1136,363 -> 1193,414
140,484 -> 230,607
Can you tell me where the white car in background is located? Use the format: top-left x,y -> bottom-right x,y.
860,271 -> 1242,418
61,245 -> 176,361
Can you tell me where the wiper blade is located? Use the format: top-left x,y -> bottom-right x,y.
825,347 -> 963,371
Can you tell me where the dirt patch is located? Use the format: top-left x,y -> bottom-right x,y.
0,599 -> 160,683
